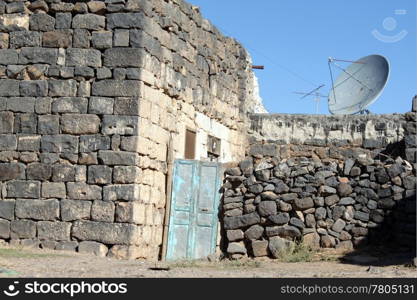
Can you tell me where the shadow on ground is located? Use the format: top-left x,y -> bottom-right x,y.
340,192 -> 416,267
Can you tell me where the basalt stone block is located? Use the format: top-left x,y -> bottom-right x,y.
92,31 -> 113,49
98,150 -> 138,166
224,213 -> 260,230
0,199 -> 15,220
67,183 -> 102,200
0,219 -> 10,239
332,206 -> 346,220
107,13 -> 146,29
6,1 -> 24,13
260,191 -> 279,201
361,188 -> 378,200
10,31 -> 41,48
74,66 -> 94,78
332,219 -> 346,233
258,201 -> 277,217
37,221 -> 71,241
289,217 -> 305,229
61,114 -> 100,135
305,214 -> 316,228
41,135 -> 79,153
19,47 -> 58,64
7,98 -> 36,113
52,97 -> 88,114
102,116 -> 140,136
0,134 -> 17,150
92,80 -> 142,97
11,220 -> 36,239
320,235 -> 336,248
293,197 -> 314,210
20,80 -> 48,97
42,182 -> 66,199
251,240 -> 268,257
0,49 -> 18,65
268,236 -> 294,259
52,164 -> 75,182
103,184 -> 140,201
38,115 -> 59,135
49,80 -> 78,97
248,184 -> 263,194
89,97 -> 114,115
7,181 -> 40,198
80,135 -> 111,153
73,29 -> 90,47
224,196 -> 244,205
0,112 -> 14,133
113,97 -> 140,115
0,80 -> 19,96
104,48 -> 143,67
88,165 -> 113,185
338,197 -> 355,206
114,29 -> 129,47
61,199 -> 91,222
403,176 -> 416,190
351,227 -> 368,237
66,48 -> 102,67
337,183 -> 353,197
43,30 -> 72,48
269,212 -> 290,225
354,211 -> 370,222
226,229 -> 244,242
91,200 -> 115,223
72,220 -> 139,245
227,242 -> 247,255
72,14 -> 105,30
266,225 -> 301,239
324,195 -> 340,206
15,199 -> 59,221
0,163 -> 24,181
315,207 -> 327,220
244,225 -> 264,240
26,163 -> 52,181
30,13 -> 55,32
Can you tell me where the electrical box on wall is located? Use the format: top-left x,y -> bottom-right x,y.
207,135 -> 221,157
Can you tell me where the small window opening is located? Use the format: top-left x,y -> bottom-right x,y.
184,129 -> 196,160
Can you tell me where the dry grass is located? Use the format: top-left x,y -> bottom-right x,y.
276,242 -> 316,263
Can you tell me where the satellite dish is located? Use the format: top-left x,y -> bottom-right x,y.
328,55 -> 390,115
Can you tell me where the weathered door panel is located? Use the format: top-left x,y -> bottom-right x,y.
166,160 -> 221,261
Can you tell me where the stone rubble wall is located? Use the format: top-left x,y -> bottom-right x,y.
222,102 -> 416,259
0,0 -> 258,260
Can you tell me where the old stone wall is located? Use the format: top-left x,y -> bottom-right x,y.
222,103 -> 416,259
0,0 -> 259,259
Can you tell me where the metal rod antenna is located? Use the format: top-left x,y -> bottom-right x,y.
300,84 -> 325,99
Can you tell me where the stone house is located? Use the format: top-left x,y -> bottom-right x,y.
0,0 -> 264,260
0,0 -> 415,261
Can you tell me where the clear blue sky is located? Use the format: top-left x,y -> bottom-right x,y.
188,0 -> 416,114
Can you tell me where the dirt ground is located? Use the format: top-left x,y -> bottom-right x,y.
0,246 -> 415,278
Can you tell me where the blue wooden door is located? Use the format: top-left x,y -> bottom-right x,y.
166,160 -> 222,261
